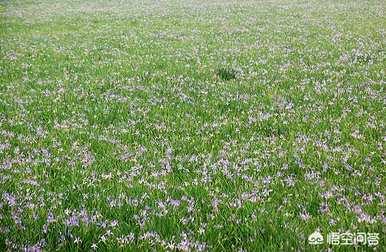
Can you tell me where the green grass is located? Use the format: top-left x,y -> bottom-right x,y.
0,0 -> 385,251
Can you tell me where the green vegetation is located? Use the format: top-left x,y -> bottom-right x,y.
0,0 -> 385,250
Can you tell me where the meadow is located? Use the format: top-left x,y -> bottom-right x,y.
0,0 -> 385,250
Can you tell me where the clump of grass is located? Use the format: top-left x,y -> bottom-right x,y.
216,67 -> 237,81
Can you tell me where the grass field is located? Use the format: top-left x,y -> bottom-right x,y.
0,0 -> 385,251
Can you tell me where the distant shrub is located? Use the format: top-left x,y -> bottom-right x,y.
216,67 -> 237,81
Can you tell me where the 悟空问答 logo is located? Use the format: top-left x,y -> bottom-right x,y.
308,230 -> 324,245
